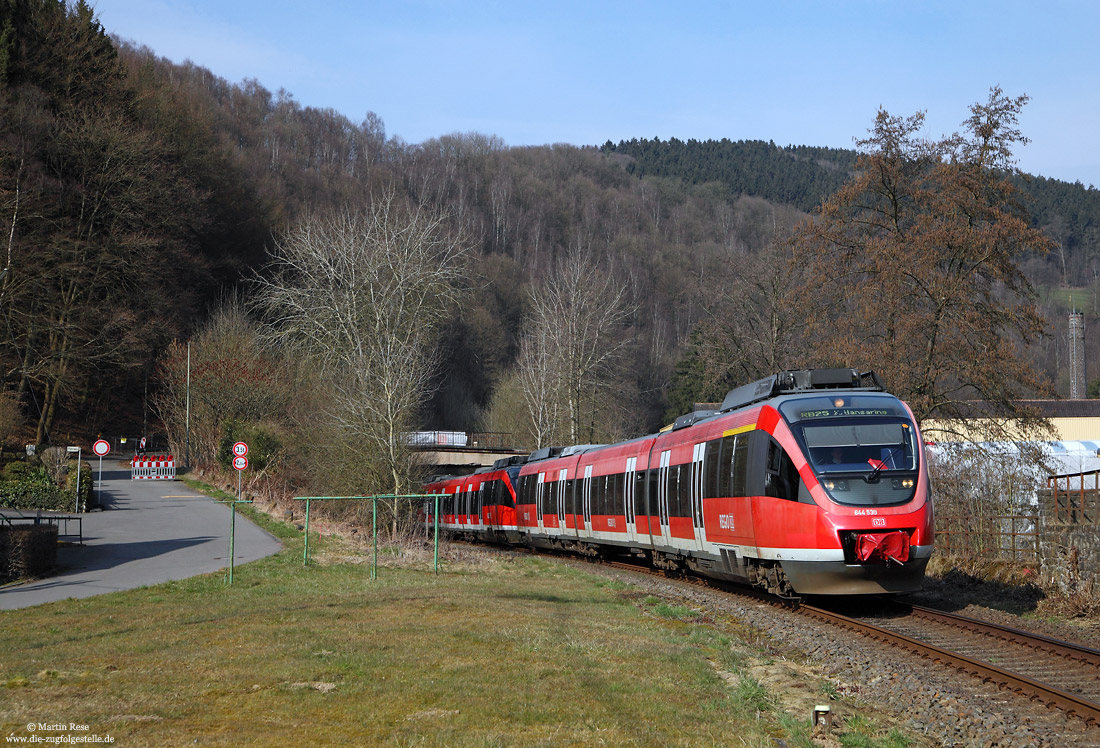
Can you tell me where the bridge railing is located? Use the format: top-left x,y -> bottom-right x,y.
404,432 -> 519,450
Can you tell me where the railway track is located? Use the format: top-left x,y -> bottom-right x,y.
589,555 -> 1100,726
809,600 -> 1100,726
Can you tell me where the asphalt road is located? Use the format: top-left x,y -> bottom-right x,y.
0,462 -> 282,610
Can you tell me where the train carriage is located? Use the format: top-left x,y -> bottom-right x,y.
423,458 -> 523,543
423,368 -> 933,596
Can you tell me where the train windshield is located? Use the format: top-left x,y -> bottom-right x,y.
779,394 -> 920,506
801,421 -> 917,474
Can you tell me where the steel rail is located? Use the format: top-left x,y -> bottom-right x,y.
797,602 -> 1100,726
903,603 -> 1100,667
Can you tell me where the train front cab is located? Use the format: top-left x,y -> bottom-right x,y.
760,391 -> 933,595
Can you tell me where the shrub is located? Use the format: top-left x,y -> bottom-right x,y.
217,420 -> 283,472
39,447 -> 69,488
0,456 -> 90,511
0,525 -> 58,582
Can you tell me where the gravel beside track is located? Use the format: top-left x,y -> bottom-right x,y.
554,556 -> 1100,748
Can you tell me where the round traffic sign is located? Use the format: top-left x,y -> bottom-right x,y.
232,441 -> 249,457
92,439 -> 110,456
232,455 -> 248,471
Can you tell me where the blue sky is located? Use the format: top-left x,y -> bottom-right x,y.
92,0 -> 1099,188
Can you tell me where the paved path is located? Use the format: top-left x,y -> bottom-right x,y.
0,462 -> 282,609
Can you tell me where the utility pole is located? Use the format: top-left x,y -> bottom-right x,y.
185,340 -> 191,470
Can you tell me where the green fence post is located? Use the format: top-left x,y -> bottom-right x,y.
228,500 -> 236,585
304,498 -> 312,567
371,496 -> 378,581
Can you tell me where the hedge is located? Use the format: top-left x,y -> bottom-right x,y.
0,459 -> 92,512
0,524 -> 58,582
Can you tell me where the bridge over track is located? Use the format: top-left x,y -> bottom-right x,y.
408,431 -> 528,473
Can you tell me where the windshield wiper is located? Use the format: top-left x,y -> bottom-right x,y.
865,445 -> 904,483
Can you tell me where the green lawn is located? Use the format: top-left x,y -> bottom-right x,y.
1,510 -> 915,747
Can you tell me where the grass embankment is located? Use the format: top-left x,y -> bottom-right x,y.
1,505 -> 913,747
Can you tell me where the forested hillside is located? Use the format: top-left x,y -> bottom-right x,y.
3,1 -> 1099,500
602,137 -> 1100,288
601,138 -> 858,212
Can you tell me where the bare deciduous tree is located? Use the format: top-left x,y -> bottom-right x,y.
514,248 -> 633,446
251,190 -> 471,533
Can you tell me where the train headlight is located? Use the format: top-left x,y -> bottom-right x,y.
891,478 -> 914,490
825,479 -> 849,491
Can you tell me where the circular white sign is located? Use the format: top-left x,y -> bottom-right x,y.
232,455 -> 248,471
232,441 -> 249,457
92,439 -> 110,456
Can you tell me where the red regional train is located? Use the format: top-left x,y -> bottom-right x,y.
422,369 -> 933,595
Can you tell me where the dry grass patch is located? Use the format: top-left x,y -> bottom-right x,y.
1,524 -> 921,747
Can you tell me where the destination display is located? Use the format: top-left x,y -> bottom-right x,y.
798,408 -> 892,419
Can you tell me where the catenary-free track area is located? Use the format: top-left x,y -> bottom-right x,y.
0,463 -> 281,609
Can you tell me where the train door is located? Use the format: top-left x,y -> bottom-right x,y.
691,443 -> 706,551
625,456 -> 638,543
556,468 -> 568,536
536,472 -> 546,534
473,481 -> 483,526
582,464 -> 593,532
657,450 -> 671,547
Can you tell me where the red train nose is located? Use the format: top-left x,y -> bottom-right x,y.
854,531 -> 910,564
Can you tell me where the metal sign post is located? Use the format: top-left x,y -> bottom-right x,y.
227,445 -> 249,585
65,446 -> 81,512
92,440 -> 110,507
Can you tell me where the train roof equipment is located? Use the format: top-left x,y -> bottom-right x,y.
527,446 -> 564,462
719,368 -> 885,413
560,444 -> 607,457
671,409 -> 717,431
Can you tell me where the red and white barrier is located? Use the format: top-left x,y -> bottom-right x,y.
131,454 -> 176,480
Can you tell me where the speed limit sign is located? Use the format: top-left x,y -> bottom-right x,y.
232,441 -> 248,457
232,455 -> 248,471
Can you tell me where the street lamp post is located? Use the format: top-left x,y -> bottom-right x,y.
66,446 -> 81,513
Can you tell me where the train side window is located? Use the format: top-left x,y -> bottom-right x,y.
764,439 -> 803,503
635,471 -> 648,517
731,437 -> 749,497
704,439 -> 721,499
647,469 -> 658,515
719,435 -> 737,496
677,463 -> 691,516
764,441 -> 789,500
